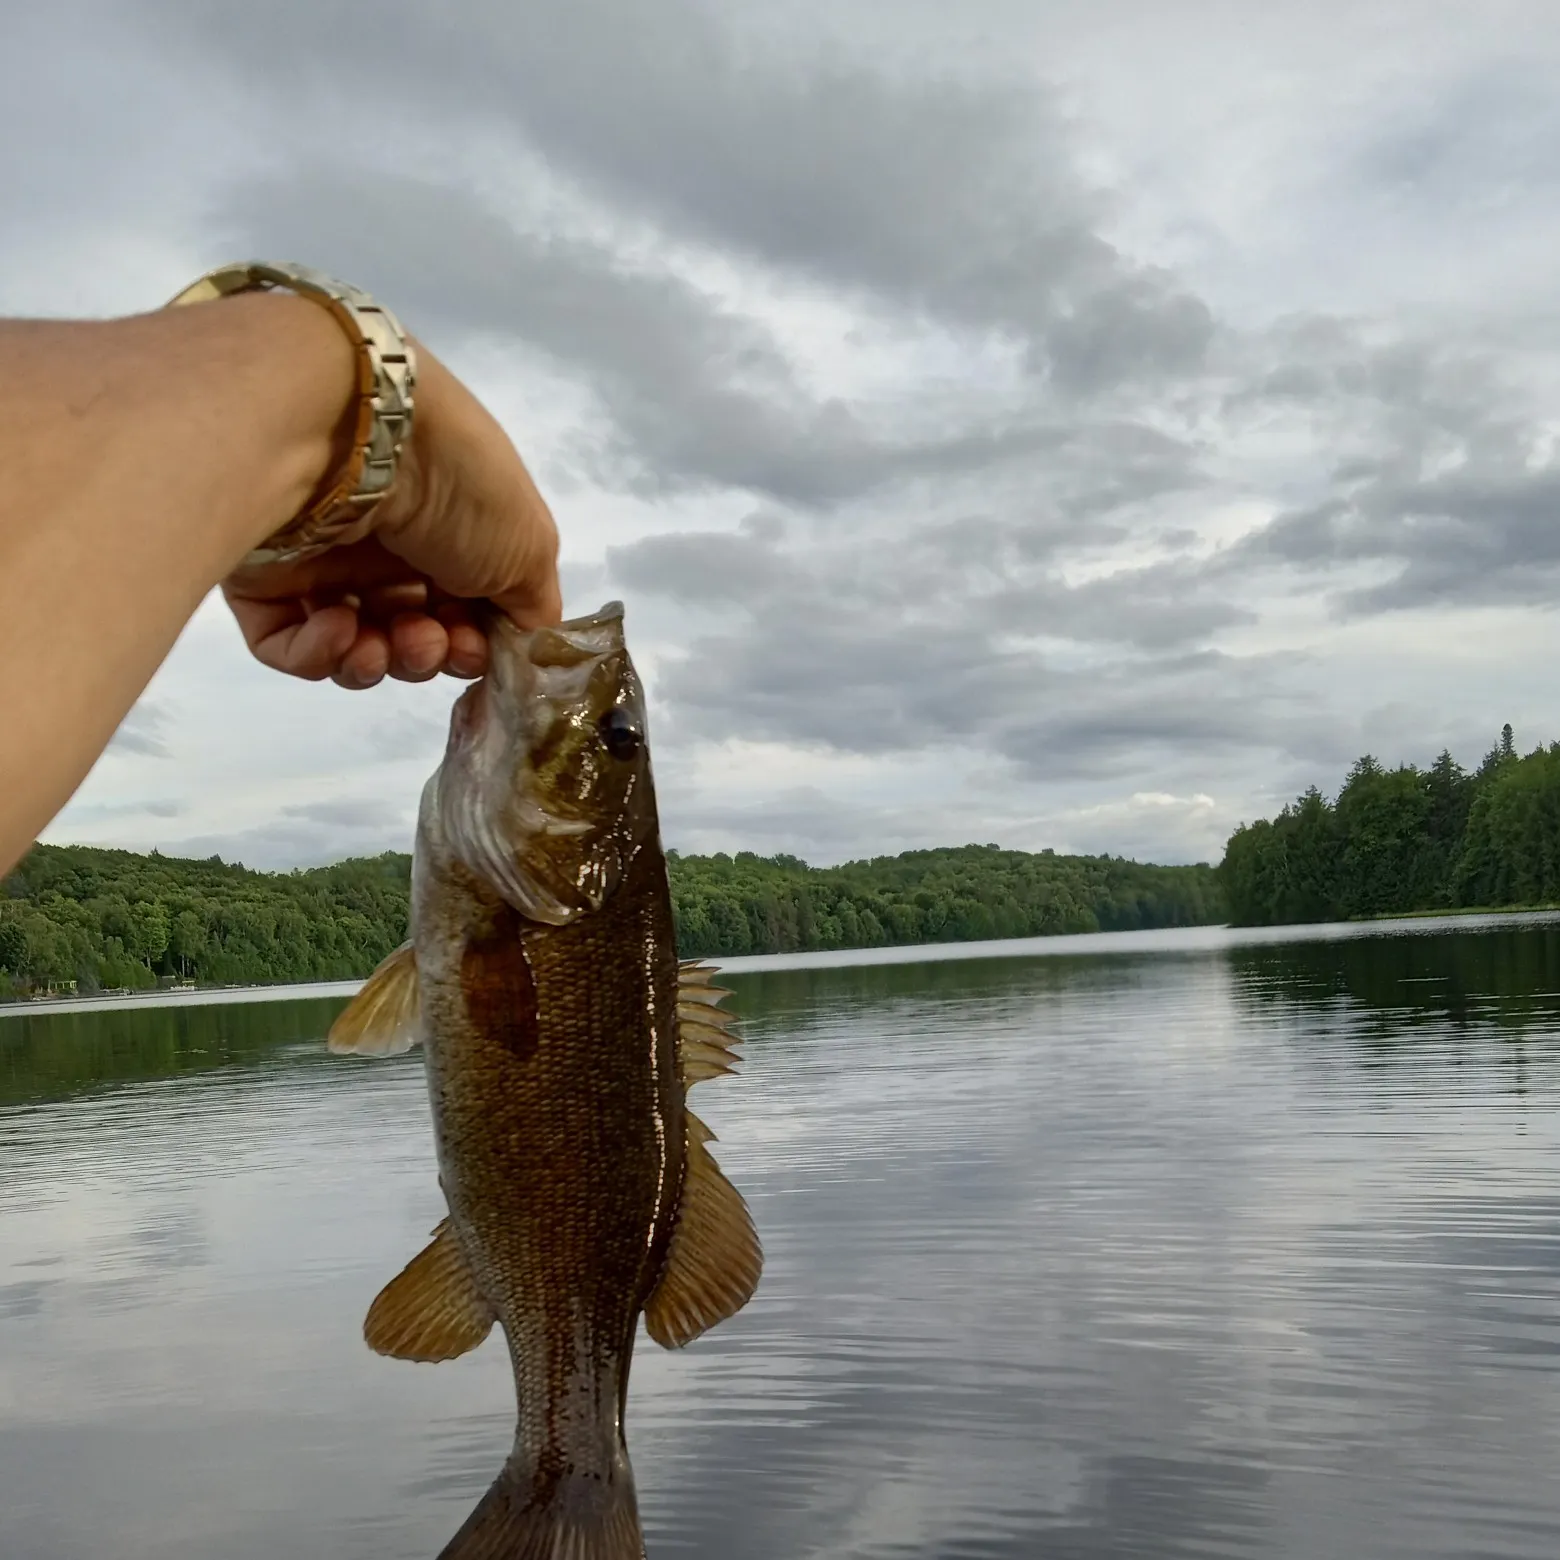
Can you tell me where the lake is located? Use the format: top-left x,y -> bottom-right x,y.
2,914 -> 1558,1558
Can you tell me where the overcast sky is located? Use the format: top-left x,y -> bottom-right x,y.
10,0 -> 1560,869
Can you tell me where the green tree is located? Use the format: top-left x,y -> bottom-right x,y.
131,899 -> 171,972
1333,759 -> 1431,918
2,839 -> 1229,990
0,918 -> 26,974
1223,730 -> 1560,927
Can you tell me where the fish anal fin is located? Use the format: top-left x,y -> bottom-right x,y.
328,941 -> 421,1057
644,1110 -> 762,1350
364,1217 -> 495,1362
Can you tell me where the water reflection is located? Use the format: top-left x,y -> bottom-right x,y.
1227,927 -> 1560,1112
1,918 -> 1558,1558
0,995 -> 347,1106
1230,922 -> 1560,1027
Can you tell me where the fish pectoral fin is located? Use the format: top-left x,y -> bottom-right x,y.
327,941 -> 421,1057
644,1111 -> 763,1350
364,1217 -> 495,1362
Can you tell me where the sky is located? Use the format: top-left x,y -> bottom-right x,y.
9,0 -> 1560,870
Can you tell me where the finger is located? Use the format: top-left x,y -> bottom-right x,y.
242,601 -> 360,681
444,618 -> 489,679
334,626 -> 392,689
228,537 -> 424,600
430,600 -> 490,679
388,613 -> 449,683
223,590 -> 305,656
491,572 -> 564,631
363,579 -> 430,620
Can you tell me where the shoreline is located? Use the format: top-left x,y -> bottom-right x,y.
0,978 -> 365,1018
9,905 -> 1560,1017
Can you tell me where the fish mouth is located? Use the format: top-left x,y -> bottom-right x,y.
488,600 -> 625,653
434,601 -> 642,925
563,600 -> 625,631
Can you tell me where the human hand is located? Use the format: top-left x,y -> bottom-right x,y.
223,343 -> 563,689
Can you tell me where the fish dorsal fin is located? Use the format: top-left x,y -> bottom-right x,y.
363,1218 -> 495,1362
674,960 -> 741,1087
645,1110 -> 763,1348
328,941 -> 421,1056
647,959 -> 759,1348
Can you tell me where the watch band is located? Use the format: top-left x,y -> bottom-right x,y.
166,262 -> 416,566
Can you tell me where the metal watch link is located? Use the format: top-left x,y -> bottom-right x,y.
166,262 -> 416,567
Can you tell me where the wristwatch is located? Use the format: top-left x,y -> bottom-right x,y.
166,261 -> 416,566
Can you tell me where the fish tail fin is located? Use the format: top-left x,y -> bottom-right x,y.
437,1456 -> 644,1560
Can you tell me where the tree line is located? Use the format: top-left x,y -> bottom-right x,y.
1220,724 -> 1560,925
0,841 -> 1224,998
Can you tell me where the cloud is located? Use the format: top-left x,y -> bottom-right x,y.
280,798 -> 405,831
107,702 -> 171,759
610,519 -> 1294,778
155,0 -> 1209,377
59,799 -> 185,824
1222,323 -> 1560,616
367,709 -> 449,765
21,0 -> 1560,870
217,169 -> 1093,508
168,797 -> 414,870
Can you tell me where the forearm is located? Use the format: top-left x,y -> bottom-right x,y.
0,294 -> 354,874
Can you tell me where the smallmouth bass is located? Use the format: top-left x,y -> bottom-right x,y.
328,602 -> 761,1560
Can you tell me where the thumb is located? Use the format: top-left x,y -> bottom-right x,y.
490,576 -> 565,631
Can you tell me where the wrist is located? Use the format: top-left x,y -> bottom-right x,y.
166,265 -> 416,569
113,292 -> 358,574
184,291 -> 361,562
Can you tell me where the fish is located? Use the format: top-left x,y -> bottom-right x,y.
325,601 -> 761,1560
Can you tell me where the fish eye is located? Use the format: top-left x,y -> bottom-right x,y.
596,707 -> 643,760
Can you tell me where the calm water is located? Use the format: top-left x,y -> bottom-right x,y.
2,916 -> 1559,1559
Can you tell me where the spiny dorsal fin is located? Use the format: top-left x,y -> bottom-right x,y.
364,1217 -> 495,1362
678,981 -> 734,1006
680,1014 -> 736,1048
677,1001 -> 736,1031
328,941 -> 421,1056
644,1111 -> 762,1349
675,960 -> 742,1089
682,1039 -> 738,1083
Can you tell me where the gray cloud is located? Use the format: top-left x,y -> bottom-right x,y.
1352,62 -> 1560,213
155,0 -> 1215,390
169,798 -> 412,869
1262,465 -> 1560,616
222,169 -> 1068,506
22,0 -> 1560,869
367,709 -> 448,765
62,799 -> 185,823
107,703 -> 171,759
1223,322 -> 1560,615
280,798 -> 406,831
611,521 -> 1286,778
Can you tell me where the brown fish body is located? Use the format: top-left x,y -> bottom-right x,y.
329,604 -> 758,1560
420,845 -> 684,1508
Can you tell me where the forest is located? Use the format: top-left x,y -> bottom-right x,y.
0,840 -> 1224,998
1220,725 -> 1560,925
